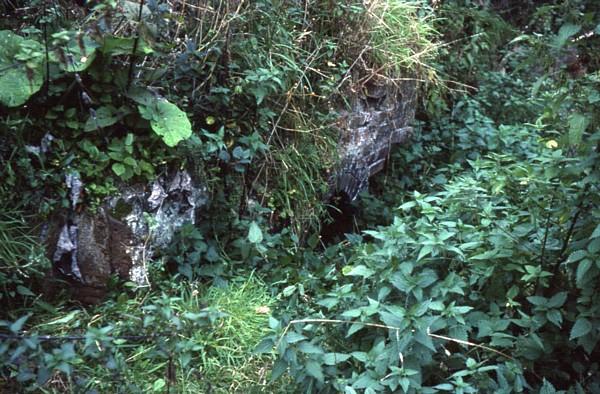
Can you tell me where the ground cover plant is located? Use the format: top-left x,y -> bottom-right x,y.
1,0 -> 600,392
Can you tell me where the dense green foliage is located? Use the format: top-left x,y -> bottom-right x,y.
1,0 -> 600,392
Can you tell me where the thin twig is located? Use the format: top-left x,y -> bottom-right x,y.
276,318 -> 514,360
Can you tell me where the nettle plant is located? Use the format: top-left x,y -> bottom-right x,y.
260,132 -> 599,392
257,14 -> 600,390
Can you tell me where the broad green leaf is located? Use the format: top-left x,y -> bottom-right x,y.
0,31 -> 44,107
100,36 -> 153,56
247,221 -> 263,243
142,99 -> 193,147
55,34 -> 98,72
570,317 -> 592,340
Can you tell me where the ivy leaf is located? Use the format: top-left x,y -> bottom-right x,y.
247,221 -> 263,243
569,317 -> 592,340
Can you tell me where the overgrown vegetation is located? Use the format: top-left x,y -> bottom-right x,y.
1,0 -> 600,392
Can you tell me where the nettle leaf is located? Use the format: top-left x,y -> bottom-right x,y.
143,99 -> 193,147
271,358 -> 288,381
590,224 -> 600,239
323,353 -> 351,365
285,332 -> 307,344
527,296 -> 548,307
305,360 -> 324,383
546,309 -> 563,328
576,259 -> 592,288
9,314 -> 31,333
343,265 -> 375,278
569,317 -> 592,340
547,292 -> 567,308
254,338 -> 275,354
568,249 -> 588,263
0,30 -> 44,107
297,341 -> 324,355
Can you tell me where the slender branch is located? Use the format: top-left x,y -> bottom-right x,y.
276,318 -> 514,360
